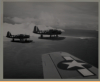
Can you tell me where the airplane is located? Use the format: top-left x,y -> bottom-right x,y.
6,31 -> 30,42
42,52 -> 98,79
33,26 -> 62,38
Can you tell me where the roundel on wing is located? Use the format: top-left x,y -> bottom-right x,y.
57,60 -> 92,70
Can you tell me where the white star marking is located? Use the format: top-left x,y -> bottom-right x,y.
63,56 -> 94,76
63,60 -> 86,69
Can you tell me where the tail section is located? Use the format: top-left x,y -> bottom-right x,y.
6,31 -> 12,38
33,26 -> 40,33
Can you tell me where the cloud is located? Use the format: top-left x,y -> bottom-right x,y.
4,12 -> 97,28
4,17 -> 35,24
12,17 -> 23,23
3,11 -> 98,36
4,12 -> 60,27
3,2 -> 98,29
38,12 -> 58,26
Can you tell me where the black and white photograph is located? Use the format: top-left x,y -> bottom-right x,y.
3,1 -> 98,79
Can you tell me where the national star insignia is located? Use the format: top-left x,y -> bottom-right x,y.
63,60 -> 86,69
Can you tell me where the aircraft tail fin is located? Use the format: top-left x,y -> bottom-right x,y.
33,26 -> 40,33
6,31 -> 12,38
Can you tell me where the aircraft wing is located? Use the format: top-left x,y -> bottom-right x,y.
42,52 -> 98,79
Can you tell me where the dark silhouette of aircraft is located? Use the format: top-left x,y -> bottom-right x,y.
6,31 -> 30,42
33,26 -> 62,38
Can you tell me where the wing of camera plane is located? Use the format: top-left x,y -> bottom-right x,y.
42,52 -> 98,79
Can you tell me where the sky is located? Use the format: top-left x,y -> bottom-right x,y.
3,2 -> 98,36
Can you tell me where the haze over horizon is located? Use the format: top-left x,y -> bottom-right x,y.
3,2 -> 98,36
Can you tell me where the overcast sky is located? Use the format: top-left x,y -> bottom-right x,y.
3,2 -> 98,36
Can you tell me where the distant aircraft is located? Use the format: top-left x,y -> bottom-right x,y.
33,26 -> 62,38
42,52 -> 98,79
6,31 -> 30,42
